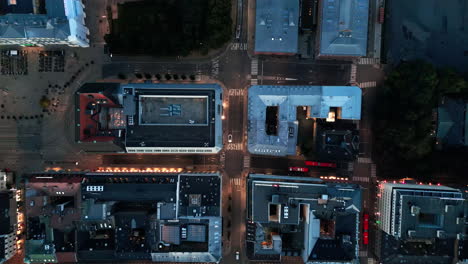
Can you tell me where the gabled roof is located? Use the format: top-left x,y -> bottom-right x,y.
437,98 -> 467,146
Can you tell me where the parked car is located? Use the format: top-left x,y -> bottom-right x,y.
228,134 -> 233,143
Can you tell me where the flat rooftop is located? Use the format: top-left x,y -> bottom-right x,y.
247,85 -> 361,156
383,183 -> 465,240
139,95 -> 208,126
76,83 -> 223,153
318,0 -> 369,57
254,0 -> 299,54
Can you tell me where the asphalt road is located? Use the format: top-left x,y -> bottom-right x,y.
259,59 -> 352,86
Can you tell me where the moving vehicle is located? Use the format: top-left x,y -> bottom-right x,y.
363,213 -> 369,230
228,134 -> 233,143
305,161 -> 337,168
289,167 -> 309,172
362,213 -> 369,245
235,251 -> 240,260
363,232 -> 369,245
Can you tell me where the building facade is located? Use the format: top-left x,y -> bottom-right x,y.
378,183 -> 465,240
0,191 -> 17,264
0,0 -> 89,47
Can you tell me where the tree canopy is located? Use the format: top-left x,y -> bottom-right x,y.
374,61 -> 468,177
105,0 -> 232,56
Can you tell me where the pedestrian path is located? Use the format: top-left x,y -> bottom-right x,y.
231,178 -> 242,186
228,89 -> 244,96
350,64 -> 357,84
358,57 -> 380,65
353,176 -> 370,183
359,250 -> 368,257
211,56 -> 219,78
250,78 -> 258,85
251,58 -> 258,76
359,81 -> 377,88
226,143 -> 242,151
231,43 -> 248,51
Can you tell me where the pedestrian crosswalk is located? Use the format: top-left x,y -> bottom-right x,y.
371,164 -> 377,178
231,178 -> 242,186
353,176 -> 370,183
359,81 -> 377,88
357,157 -> 372,164
358,57 -> 380,65
211,56 -> 219,78
228,89 -> 244,96
243,156 -> 250,168
359,251 -> 368,257
226,143 -> 242,151
251,78 -> 258,85
231,43 -> 248,51
251,58 -> 258,76
350,64 -> 357,84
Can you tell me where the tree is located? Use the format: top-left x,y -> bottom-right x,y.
374,60 -> 468,179
39,96 -> 51,109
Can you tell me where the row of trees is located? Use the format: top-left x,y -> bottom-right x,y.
374,61 -> 468,178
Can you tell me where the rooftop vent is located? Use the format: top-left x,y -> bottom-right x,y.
407,230 -> 416,238
410,205 -> 420,216
436,230 -> 446,239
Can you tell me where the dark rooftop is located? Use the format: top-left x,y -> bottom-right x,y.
247,174 -> 361,262
377,230 -> 456,264
0,0 -> 34,14
126,88 -> 216,149
76,83 -> 223,153
0,191 -> 15,235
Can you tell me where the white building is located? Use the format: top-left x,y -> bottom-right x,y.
0,233 -> 17,264
377,183 -> 465,240
0,191 -> 17,264
0,0 -> 89,47
0,172 -> 6,190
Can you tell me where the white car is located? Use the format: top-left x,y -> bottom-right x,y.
235,251 -> 240,260
228,134 -> 233,143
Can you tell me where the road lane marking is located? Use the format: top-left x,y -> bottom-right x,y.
228,89 -> 244,96
226,143 -> 242,151
350,64 -> 357,83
